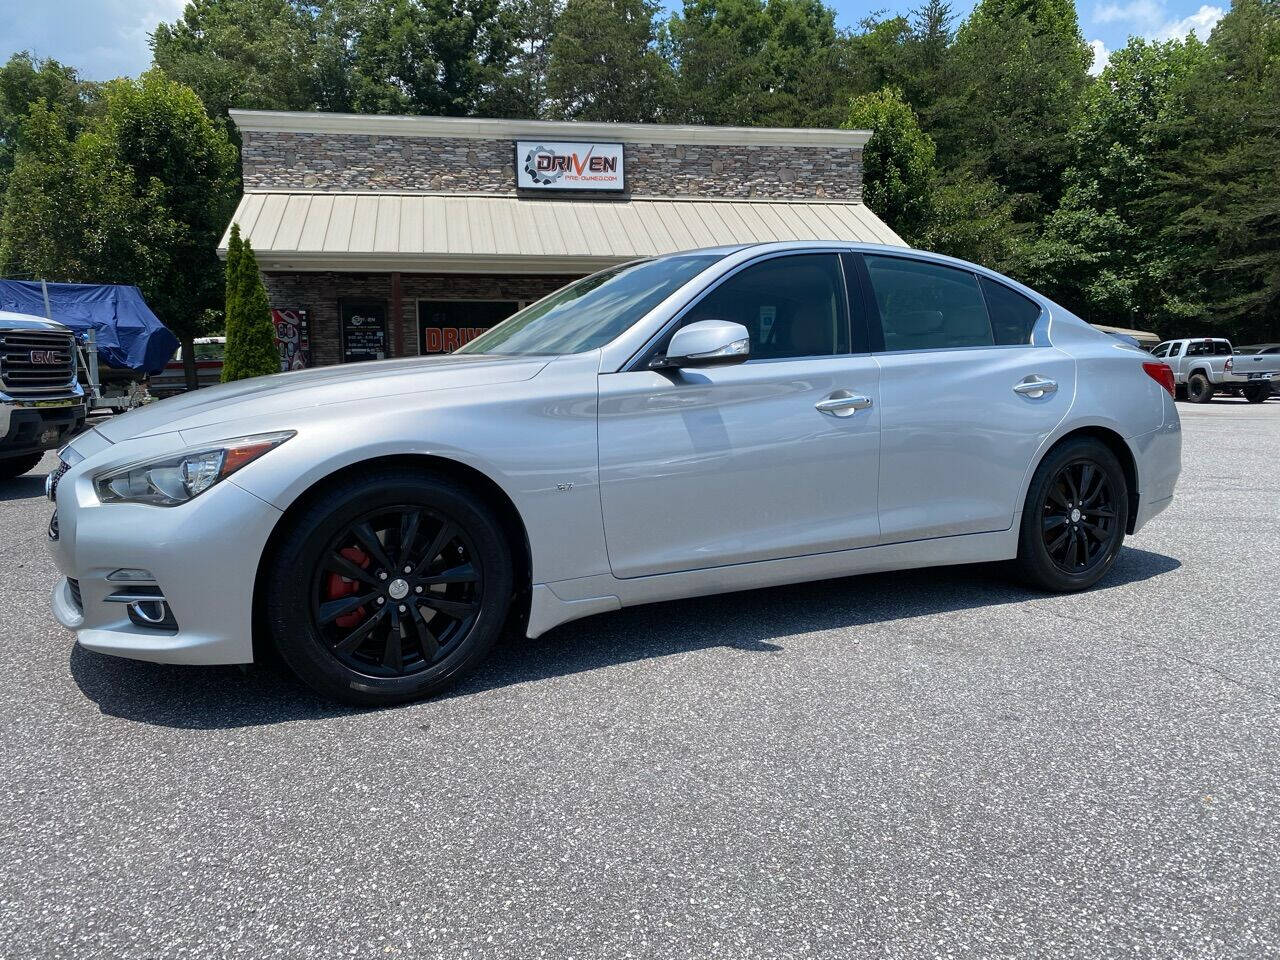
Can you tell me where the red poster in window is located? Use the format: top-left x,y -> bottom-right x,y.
272,308 -> 310,371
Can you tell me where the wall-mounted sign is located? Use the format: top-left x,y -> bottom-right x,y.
272,308 -> 310,370
516,141 -> 624,192
340,301 -> 388,363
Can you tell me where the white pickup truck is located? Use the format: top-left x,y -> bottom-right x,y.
0,310 -> 88,479
1151,337 -> 1280,403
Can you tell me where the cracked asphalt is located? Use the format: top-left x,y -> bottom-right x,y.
1,398 -> 1278,958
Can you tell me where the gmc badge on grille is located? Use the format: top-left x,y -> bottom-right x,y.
30,349 -> 61,364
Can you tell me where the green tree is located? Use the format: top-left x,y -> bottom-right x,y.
844,87 -> 936,241
1150,0 -> 1280,342
0,69 -> 238,389
664,0 -> 854,127
547,0 -> 672,121
222,233 -> 280,381
931,0 -> 1091,219
0,52 -> 94,198
151,0 -> 320,126
1027,38 -> 1205,333
316,0 -> 520,116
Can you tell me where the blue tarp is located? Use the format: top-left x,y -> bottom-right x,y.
0,281 -> 178,375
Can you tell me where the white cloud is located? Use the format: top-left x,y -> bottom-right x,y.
1093,0 -> 1165,27
1091,0 -> 1225,43
1153,4 -> 1225,40
1088,38 -> 1112,75
0,0 -> 187,81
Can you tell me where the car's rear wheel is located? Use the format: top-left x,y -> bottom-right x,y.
0,452 -> 43,480
1186,372 -> 1215,403
266,469 -> 513,706
1015,438 -> 1129,592
1243,383 -> 1271,403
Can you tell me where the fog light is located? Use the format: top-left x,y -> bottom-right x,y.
107,568 -> 156,582
127,599 -> 177,630
104,585 -> 179,631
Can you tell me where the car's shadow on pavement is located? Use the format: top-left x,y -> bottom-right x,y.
69,546 -> 1181,730
0,474 -> 49,503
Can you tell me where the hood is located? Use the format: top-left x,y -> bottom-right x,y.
0,309 -> 71,334
97,353 -> 549,442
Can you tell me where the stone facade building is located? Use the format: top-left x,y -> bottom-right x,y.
223,110 -> 902,367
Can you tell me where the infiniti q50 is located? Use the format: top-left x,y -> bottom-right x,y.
47,242 -> 1182,705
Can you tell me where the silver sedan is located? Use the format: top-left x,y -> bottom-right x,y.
47,242 -> 1182,705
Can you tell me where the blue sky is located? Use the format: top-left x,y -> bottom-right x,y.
0,0 -> 1225,83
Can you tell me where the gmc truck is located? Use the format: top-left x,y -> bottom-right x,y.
0,310 -> 87,479
1151,337 -> 1280,403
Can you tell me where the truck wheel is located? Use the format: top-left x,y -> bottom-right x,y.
266,468 -> 514,707
1243,383 -> 1271,404
1186,372 -> 1215,403
1015,438 -> 1129,592
0,452 -> 44,480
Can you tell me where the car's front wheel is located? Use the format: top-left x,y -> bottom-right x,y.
266,469 -> 514,706
1015,438 -> 1129,592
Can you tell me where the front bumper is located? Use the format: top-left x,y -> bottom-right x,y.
49,470 -> 283,665
1,398 -> 87,458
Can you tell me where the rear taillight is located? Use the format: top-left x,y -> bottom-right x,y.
1143,361 -> 1176,397
1225,357 -> 1234,372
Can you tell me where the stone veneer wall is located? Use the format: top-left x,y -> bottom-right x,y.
263,271 -> 580,366
242,131 -> 863,201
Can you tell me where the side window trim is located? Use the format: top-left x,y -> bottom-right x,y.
624,249 -> 857,372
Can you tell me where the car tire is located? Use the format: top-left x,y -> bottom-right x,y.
1186,372 -> 1214,403
266,468 -> 514,707
1015,438 -> 1129,592
1243,383 -> 1271,404
0,452 -> 44,480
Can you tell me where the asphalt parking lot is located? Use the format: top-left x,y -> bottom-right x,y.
1,399 -> 1278,959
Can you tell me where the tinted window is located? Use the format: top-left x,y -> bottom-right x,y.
979,277 -> 1040,344
680,254 -> 849,360
458,253 -> 722,356
866,256 -> 992,351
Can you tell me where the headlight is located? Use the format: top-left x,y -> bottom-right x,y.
94,431 -> 294,507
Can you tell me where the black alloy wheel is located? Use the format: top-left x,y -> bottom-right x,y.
1040,459 -> 1120,575
267,469 -> 513,706
1016,438 -> 1129,592
312,506 -> 483,678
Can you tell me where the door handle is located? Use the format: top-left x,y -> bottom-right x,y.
1013,376 -> 1058,398
815,390 -> 873,417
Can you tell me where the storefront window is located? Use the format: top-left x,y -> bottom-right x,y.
457,253 -> 724,356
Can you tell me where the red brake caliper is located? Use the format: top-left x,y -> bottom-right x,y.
324,546 -> 371,628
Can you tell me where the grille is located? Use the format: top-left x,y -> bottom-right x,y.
0,329 -> 76,394
68,578 -> 82,611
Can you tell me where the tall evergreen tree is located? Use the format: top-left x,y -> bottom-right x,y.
222,234 -> 280,381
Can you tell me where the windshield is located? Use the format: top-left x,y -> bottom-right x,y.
457,254 -> 723,356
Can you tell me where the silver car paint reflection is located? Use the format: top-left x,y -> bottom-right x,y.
48,241 -> 1181,665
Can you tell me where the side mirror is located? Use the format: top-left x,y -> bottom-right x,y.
651,319 -> 750,370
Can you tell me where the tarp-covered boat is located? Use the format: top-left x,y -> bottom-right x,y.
0,281 -> 178,376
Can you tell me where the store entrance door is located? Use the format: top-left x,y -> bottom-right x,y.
418,301 -> 519,354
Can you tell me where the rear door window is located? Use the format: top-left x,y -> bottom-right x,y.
864,255 -> 993,351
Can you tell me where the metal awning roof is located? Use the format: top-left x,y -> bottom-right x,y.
222,191 -> 905,273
